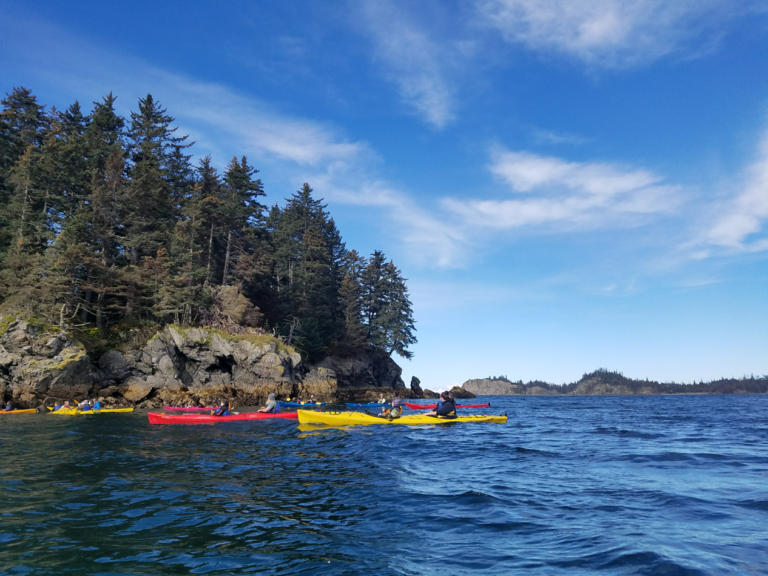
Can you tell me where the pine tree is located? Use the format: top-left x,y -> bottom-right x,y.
220,155 -> 265,286
123,94 -> 190,319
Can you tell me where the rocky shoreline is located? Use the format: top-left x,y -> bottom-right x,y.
0,319 -> 425,409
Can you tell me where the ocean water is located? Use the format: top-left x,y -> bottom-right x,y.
1,395 -> 766,575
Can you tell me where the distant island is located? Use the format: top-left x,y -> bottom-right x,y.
463,369 -> 768,396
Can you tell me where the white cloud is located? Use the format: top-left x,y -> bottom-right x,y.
703,132 -> 768,253
476,0 -> 738,68
444,148 -> 681,229
357,0 -> 456,128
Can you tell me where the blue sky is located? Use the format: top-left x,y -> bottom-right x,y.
2,0 -> 767,387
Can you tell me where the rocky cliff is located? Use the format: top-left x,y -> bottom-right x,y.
0,318 -> 408,408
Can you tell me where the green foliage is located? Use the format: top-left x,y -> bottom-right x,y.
0,87 -> 417,362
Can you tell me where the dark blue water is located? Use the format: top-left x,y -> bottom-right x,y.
1,395 -> 767,575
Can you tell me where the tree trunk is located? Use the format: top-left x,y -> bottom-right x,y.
126,247 -> 137,320
96,287 -> 105,331
206,221 -> 214,283
81,288 -> 92,322
221,230 -> 232,286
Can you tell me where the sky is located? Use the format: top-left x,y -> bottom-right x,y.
2,0 -> 767,388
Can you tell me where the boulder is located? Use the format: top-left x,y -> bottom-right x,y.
98,350 -> 134,382
119,377 -> 154,402
409,376 -> 424,398
450,385 -> 476,399
422,389 -> 440,399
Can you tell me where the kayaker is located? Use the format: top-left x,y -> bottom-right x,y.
309,395 -> 317,404
377,397 -> 403,419
212,401 -> 231,417
53,402 -> 62,411
4,401 -> 13,411
377,393 -> 386,404
258,393 -> 277,413
80,400 -> 92,412
92,398 -> 102,410
425,392 -> 456,419
62,401 -> 71,410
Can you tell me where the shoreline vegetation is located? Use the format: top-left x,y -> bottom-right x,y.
462,369 -> 768,396
0,87 -> 418,407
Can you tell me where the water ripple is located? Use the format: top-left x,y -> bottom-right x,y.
0,395 -> 767,574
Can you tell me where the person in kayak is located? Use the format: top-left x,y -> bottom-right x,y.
425,392 -> 457,419
5,401 -> 13,411
92,398 -> 102,410
309,395 -> 317,404
258,393 -> 277,413
212,401 -> 231,417
79,400 -> 92,412
53,402 -> 62,411
377,393 -> 386,404
376,397 -> 403,419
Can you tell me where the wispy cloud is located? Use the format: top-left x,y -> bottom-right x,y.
476,0 -> 741,68
444,148 -> 682,229
532,128 -> 589,146
357,0 -> 456,128
701,131 -> 768,254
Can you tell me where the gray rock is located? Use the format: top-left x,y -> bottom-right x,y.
98,350 -> 133,382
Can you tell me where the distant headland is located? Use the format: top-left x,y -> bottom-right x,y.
462,369 -> 768,396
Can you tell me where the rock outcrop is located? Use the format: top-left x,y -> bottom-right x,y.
0,319 -> 408,408
463,378 -> 522,396
409,376 -> 424,398
0,320 -> 99,407
449,385 -> 476,399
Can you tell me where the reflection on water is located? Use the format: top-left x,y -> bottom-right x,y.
1,395 -> 767,575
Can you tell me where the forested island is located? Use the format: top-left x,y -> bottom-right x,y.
0,87 -> 416,407
464,369 -> 768,396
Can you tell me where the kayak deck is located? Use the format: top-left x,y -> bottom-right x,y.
278,401 -> 326,408
403,402 -> 491,410
297,410 -> 507,426
162,406 -> 214,411
345,402 -> 391,409
148,412 -> 299,424
48,407 -> 134,415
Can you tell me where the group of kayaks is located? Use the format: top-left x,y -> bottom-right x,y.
148,400 -> 506,427
2,400 -> 506,427
1,407 -> 135,416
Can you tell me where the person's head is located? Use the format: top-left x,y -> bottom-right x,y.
220,401 -> 227,407
268,393 -> 275,401
379,393 -> 384,398
392,397 -> 402,407
64,401 -> 70,406
440,391 -> 450,400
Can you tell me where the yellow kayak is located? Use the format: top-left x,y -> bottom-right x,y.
0,409 -> 36,415
48,407 -> 134,415
297,410 -> 507,426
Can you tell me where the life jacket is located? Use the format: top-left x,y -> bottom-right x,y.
93,401 -> 102,410
81,405 -> 91,411
437,399 -> 457,419
389,406 -> 402,419
274,403 -> 281,414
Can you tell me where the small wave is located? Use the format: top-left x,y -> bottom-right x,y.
593,426 -> 665,440
736,499 -> 768,511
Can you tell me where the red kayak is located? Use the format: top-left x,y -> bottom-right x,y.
148,412 -> 298,424
403,402 -> 491,410
162,406 -> 214,411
